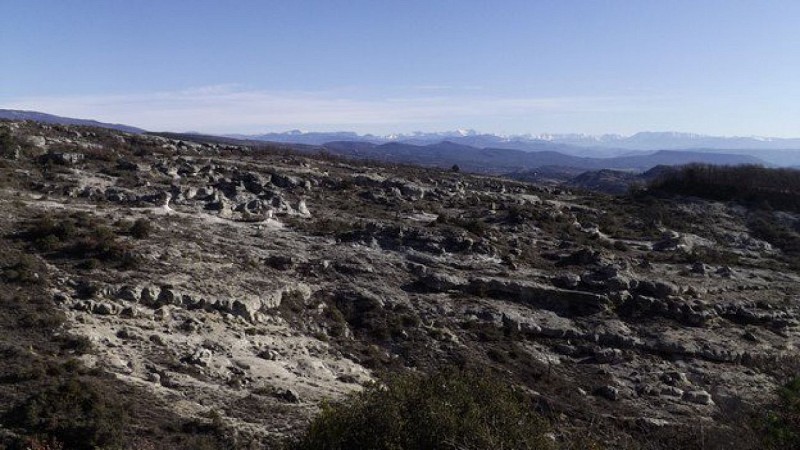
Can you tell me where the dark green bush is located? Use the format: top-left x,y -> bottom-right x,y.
649,164 -> 800,213
76,258 -> 100,271
69,225 -> 139,269
22,213 -> 138,268
4,378 -> 126,450
129,218 -> 152,239
748,212 -> 800,269
0,127 -> 21,158
289,369 -> 552,450
0,128 -> 14,149
59,335 -> 93,355
462,218 -> 488,237
749,214 -> 800,255
506,205 -> 531,225
17,307 -> 66,330
2,254 -> 39,283
612,240 -> 629,251
760,377 -> 800,449
27,216 -> 77,252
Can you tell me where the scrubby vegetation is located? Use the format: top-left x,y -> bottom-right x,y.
21,212 -> 140,269
129,217 -> 153,239
760,377 -> 800,449
0,128 -> 19,158
3,377 -> 127,450
644,164 -> 800,268
2,253 -> 41,284
648,164 -> 800,212
748,211 -> 800,267
0,203 -> 236,449
288,369 -> 552,450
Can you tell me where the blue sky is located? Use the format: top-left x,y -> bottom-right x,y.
2,0 -> 799,136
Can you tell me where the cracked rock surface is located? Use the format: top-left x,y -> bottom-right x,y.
1,120 -> 799,447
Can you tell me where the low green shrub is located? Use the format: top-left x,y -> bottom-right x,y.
748,212 -> 800,269
760,377 -> 800,449
59,335 -> 93,355
2,254 -> 39,283
4,378 -> 127,450
289,368 -> 552,450
22,212 -> 139,269
0,128 -> 22,159
129,218 -> 152,239
648,164 -> 800,213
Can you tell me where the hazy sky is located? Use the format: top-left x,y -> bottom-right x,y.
2,0 -> 799,136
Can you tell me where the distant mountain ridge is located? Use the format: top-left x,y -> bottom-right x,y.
543,131 -> 800,151
233,129 -> 800,164
3,109 -> 798,154
227,129 -> 628,157
226,130 -> 378,145
0,109 -> 146,134
232,129 -> 800,150
321,140 -> 767,174
1,109 -> 794,169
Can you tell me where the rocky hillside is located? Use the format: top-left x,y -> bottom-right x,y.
0,109 -> 146,134
0,120 -> 798,449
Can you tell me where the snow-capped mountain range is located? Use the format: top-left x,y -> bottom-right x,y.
2,108 -> 799,166
230,129 -> 800,151
227,130 -> 800,165
535,131 -> 800,151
